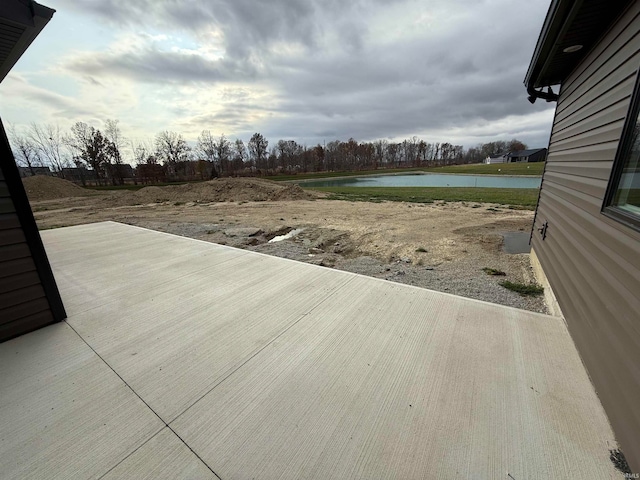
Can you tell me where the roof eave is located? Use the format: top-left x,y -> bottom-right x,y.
525,0 -> 586,92
524,0 -> 563,90
0,0 -> 55,84
525,0 -> 634,94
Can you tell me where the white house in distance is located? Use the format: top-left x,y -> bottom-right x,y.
483,153 -> 508,164
483,148 -> 548,164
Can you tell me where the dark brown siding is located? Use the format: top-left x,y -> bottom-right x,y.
0,119 -> 65,342
0,168 -> 55,339
532,2 -> 640,470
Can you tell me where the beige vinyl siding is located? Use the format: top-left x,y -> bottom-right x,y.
532,2 -> 640,468
0,167 -> 55,342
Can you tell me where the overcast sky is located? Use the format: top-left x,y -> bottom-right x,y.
1,0 -> 556,149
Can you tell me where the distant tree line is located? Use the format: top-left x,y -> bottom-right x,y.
8,121 -> 528,184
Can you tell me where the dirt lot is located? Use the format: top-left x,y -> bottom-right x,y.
25,176 -> 547,313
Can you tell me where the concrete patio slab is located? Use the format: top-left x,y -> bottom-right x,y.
101,428 -> 216,480
0,322 -> 164,480
1,221 -> 621,479
44,222 -> 353,422
171,275 -> 619,479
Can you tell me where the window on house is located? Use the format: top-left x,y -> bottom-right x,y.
604,72 -> 640,230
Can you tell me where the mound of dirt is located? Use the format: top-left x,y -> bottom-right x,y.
105,178 -> 315,206
22,175 -> 95,201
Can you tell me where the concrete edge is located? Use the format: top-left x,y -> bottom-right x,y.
530,247 -> 565,319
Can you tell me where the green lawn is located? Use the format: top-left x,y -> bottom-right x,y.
422,162 -> 544,176
268,162 -> 545,181
310,186 -> 539,209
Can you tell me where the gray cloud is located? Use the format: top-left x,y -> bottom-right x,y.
49,0 -> 554,147
65,47 -> 259,85
3,74 -> 102,120
55,0 -> 363,57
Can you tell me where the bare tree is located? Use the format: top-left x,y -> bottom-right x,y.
105,119 -> 126,185
66,121 -> 111,186
248,132 -> 268,171
507,139 -> 527,152
8,124 -> 42,176
216,134 -> 232,176
131,139 -> 155,166
154,131 -> 190,179
233,138 -> 247,172
131,139 -> 162,184
373,139 -> 387,169
28,123 -> 70,176
195,130 -> 218,178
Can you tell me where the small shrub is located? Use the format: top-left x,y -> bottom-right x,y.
482,267 -> 506,276
499,281 -> 544,296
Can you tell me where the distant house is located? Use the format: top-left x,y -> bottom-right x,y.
525,0 -> 639,471
506,148 -> 547,163
483,153 -> 507,164
61,167 -> 97,185
113,163 -> 133,179
18,166 -> 52,177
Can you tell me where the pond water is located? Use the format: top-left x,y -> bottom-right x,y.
297,173 -> 541,189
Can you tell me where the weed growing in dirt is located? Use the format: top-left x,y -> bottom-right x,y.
482,267 -> 506,276
499,281 -> 543,296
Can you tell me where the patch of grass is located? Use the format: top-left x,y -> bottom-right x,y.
268,162 -> 544,182
482,267 -> 506,276
499,281 -> 544,296
415,247 -> 428,253
424,162 -> 544,176
311,187 -> 538,209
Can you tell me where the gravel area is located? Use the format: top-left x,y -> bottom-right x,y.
127,217 -> 548,314
27,179 -> 549,314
